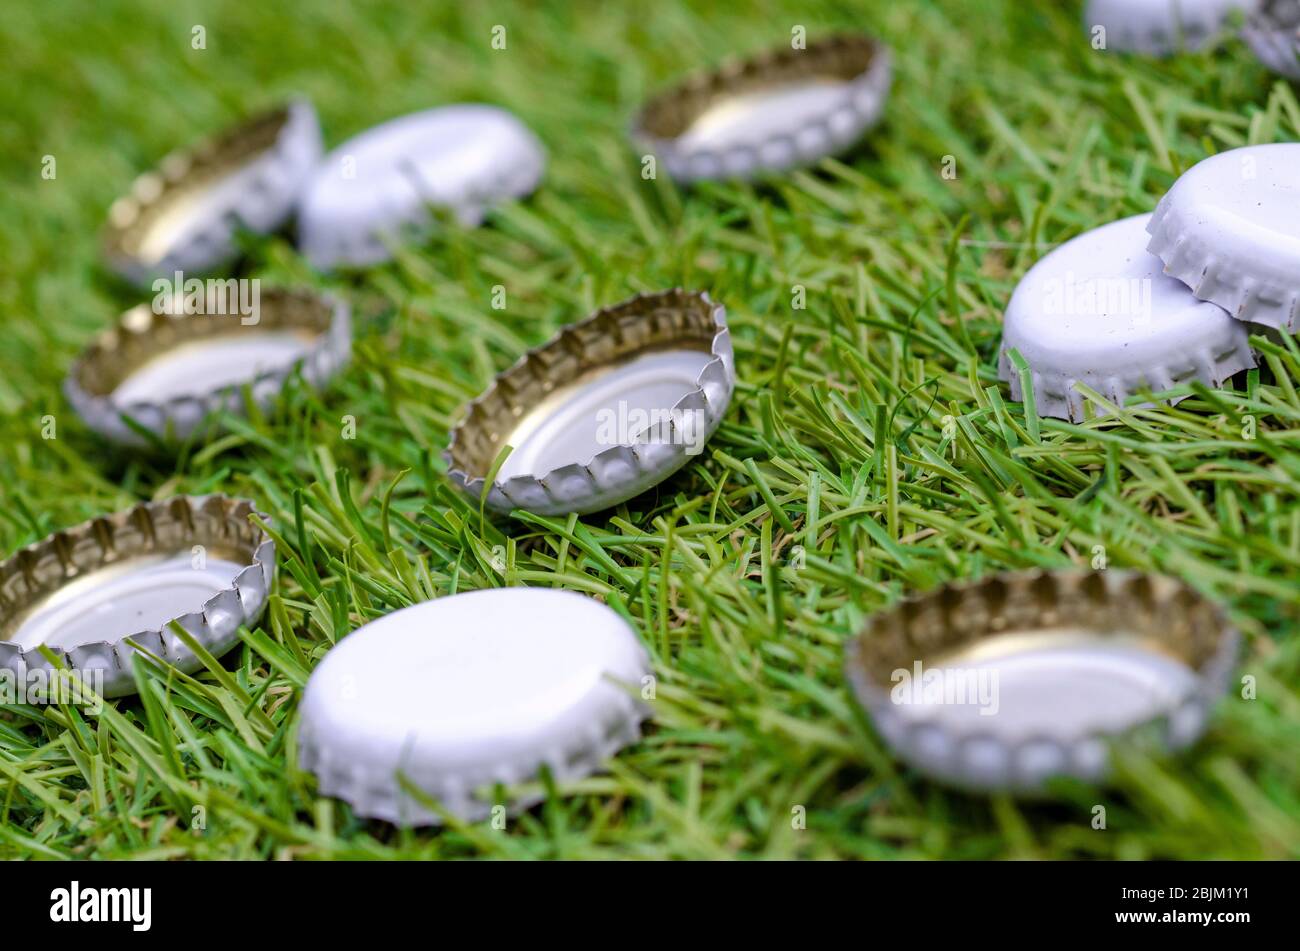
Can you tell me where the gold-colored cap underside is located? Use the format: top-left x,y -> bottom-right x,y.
850,572 -> 1226,684
74,289 -> 332,397
105,107 -> 290,260
0,496 -> 264,640
638,34 -> 879,139
449,290 -> 718,480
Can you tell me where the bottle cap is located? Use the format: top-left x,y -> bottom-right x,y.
1243,2 -> 1300,76
1148,143 -> 1300,332
0,495 -> 274,699
1084,0 -> 1260,55
297,588 -> 651,826
65,288 -> 351,447
103,100 -> 323,287
845,570 -> 1238,795
445,289 -> 734,516
297,105 -> 546,270
631,33 -> 891,183
999,214 -> 1255,422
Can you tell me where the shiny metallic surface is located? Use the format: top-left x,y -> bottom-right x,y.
0,495 -> 275,699
632,33 -> 891,182
102,99 -> 323,286
444,289 -> 734,516
845,570 -> 1239,795
64,288 -> 351,447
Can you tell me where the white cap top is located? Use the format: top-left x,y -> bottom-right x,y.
999,214 -> 1255,421
1085,0 -> 1261,55
297,105 -> 545,270
1147,143 -> 1300,331
297,588 -> 651,825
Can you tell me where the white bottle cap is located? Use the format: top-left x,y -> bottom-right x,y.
297,588 -> 651,825
1084,0 -> 1261,55
1147,142 -> 1300,331
999,214 -> 1255,422
297,105 -> 545,270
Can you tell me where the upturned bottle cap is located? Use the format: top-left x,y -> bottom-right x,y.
0,495 -> 274,699
445,289 -> 735,516
102,100 -> 322,287
632,33 -> 891,183
65,287 -> 351,447
845,570 -> 1238,794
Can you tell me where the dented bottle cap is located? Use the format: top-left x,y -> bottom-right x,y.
1147,142 -> 1300,332
999,214 -> 1255,422
0,495 -> 274,699
65,287 -> 351,447
103,100 -> 323,287
632,33 -> 891,183
445,289 -> 734,516
297,105 -> 545,270
297,587 -> 651,826
845,570 -> 1238,794
1085,0 -> 1260,55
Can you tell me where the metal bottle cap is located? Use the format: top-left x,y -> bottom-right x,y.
103,100 -> 323,287
1148,143 -> 1300,332
1084,0 -> 1261,55
445,289 -> 734,516
297,105 -> 546,270
1243,1 -> 1300,77
999,214 -> 1255,422
632,33 -> 891,183
845,570 -> 1238,795
65,288 -> 351,447
297,588 -> 651,826
0,495 -> 274,699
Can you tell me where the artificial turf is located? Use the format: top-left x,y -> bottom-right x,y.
1,0 -> 1298,859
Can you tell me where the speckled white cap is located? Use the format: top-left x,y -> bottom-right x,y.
1147,143 -> 1300,332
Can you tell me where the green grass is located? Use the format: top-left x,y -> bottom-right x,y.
2,0 -> 1299,859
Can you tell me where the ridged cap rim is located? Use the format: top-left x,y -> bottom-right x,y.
0,494 -> 275,699
443,289 -> 735,516
63,287 -> 352,448
102,99 -> 323,287
845,569 -> 1239,794
631,33 -> 892,182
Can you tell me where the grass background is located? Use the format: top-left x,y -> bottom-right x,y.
1,0 -> 1298,859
